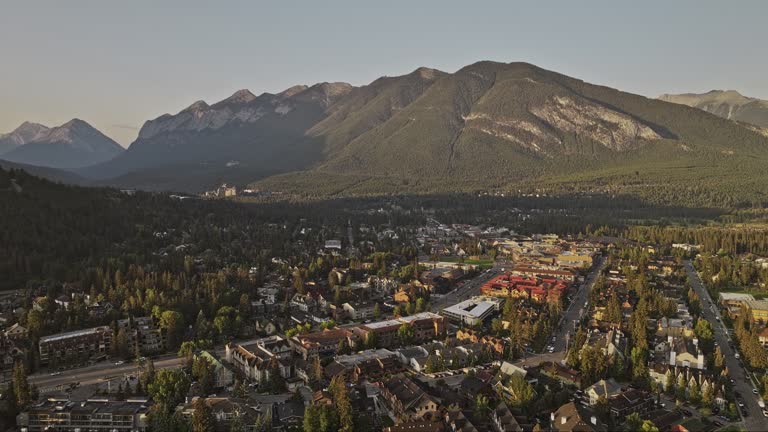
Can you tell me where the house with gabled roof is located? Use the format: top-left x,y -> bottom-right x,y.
551,402 -> 607,432
379,374 -> 440,421
491,401 -> 523,432
585,378 -> 623,405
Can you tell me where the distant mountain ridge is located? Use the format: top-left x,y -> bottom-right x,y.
79,82 -> 355,182
0,122 -> 49,155
659,90 -> 768,128
1,119 -> 123,169
59,61 -> 768,207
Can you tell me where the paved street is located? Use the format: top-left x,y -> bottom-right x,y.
555,255 -> 606,353
516,255 -> 607,366
30,354 -> 192,393
29,355 -> 183,393
429,267 -> 504,312
684,260 -> 768,431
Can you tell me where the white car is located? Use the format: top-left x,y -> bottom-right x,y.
115,360 -> 125,366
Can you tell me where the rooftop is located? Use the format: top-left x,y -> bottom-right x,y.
442,297 -> 502,319
39,326 -> 110,343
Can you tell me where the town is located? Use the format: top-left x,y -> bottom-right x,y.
2,215 -> 767,432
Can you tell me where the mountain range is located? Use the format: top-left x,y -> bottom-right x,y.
0,119 -> 123,169
5,61 -> 768,207
659,90 -> 768,130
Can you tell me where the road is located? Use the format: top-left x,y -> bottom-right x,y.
27,337 -> 251,393
516,255 -> 607,366
684,260 -> 768,431
429,267 -> 504,312
29,355 -> 184,392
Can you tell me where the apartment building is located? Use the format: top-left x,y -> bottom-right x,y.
17,398 -> 151,432
39,326 -> 113,366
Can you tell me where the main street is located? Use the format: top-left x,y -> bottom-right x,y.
429,267 -> 504,312
29,355 -> 184,393
27,338 -> 249,393
517,254 -> 607,366
684,260 -> 768,431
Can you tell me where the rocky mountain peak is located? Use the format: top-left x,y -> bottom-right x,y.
278,85 -> 308,99
183,100 -> 210,112
219,89 -> 257,105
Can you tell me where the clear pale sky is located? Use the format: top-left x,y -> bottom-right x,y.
1,0 -> 766,146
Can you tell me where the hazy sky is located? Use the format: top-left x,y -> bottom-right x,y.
2,0 -> 766,146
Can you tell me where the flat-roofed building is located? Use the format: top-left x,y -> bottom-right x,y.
746,299 -> 768,323
17,398 -> 151,432
39,326 -> 113,366
442,297 -> 504,326
342,300 -> 377,321
556,253 -> 593,269
510,266 -> 575,282
718,292 -> 754,307
355,312 -> 445,348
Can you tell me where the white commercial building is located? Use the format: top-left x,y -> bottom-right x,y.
442,296 -> 504,326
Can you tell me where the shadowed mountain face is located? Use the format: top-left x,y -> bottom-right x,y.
66,61 -> 768,205
78,83 -> 355,188
659,90 -> 768,129
1,119 -> 123,169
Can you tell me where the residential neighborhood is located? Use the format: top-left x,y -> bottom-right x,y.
3,218 -> 768,432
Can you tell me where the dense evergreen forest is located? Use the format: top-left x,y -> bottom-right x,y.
3,166 -> 767,293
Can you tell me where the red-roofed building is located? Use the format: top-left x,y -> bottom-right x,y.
510,266 -> 576,282
481,274 -> 568,303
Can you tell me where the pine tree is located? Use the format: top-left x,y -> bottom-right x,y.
664,370 -> 675,394
702,382 -> 714,407
676,374 -> 687,401
303,404 -> 321,432
329,376 -> 353,432
311,356 -> 324,386
192,398 -> 216,432
689,380 -> 701,406
13,360 -> 31,408
714,346 -> 725,371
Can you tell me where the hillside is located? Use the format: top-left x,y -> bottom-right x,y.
659,90 -> 768,129
78,83 -> 354,186
68,61 -> 768,207
0,159 -> 92,186
1,119 -> 123,169
255,62 -> 768,207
